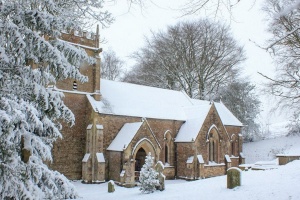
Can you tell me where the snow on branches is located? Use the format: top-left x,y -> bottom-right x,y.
0,0 -> 111,199
139,153 -> 159,194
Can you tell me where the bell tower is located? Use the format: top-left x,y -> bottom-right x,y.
50,25 -> 103,180
56,25 -> 101,100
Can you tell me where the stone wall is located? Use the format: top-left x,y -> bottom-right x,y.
96,114 -> 183,180
230,157 -> 240,167
176,143 -> 194,178
277,155 -> 300,165
195,105 -> 231,163
50,93 -> 91,179
203,164 -> 226,178
163,166 -> 175,179
108,151 -> 122,181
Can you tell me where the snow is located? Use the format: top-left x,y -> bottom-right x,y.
214,102 -> 243,127
58,38 -> 101,51
82,154 -> 90,163
96,153 -> 105,163
175,105 -> 211,142
87,79 -> 242,143
90,79 -> 242,126
186,156 -> 194,164
197,155 -> 205,164
96,125 -> 103,130
191,99 -> 243,126
107,122 -> 143,151
96,79 -> 191,120
243,136 -> 300,164
225,155 -> 231,163
86,124 -> 93,130
72,160 -> 300,200
73,136 -> 300,200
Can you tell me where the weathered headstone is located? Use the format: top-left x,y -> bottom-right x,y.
108,180 -> 115,193
155,161 -> 165,191
227,167 -> 242,189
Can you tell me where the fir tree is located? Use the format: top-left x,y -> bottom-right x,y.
0,0 -> 112,199
139,152 -> 159,194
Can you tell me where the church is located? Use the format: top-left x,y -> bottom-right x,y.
50,27 -> 245,187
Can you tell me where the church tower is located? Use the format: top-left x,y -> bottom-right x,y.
50,26 -> 103,181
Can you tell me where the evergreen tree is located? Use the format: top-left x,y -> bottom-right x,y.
0,0 -> 112,199
139,152 -> 159,194
214,79 -> 261,142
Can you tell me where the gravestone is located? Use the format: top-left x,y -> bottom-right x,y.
227,167 -> 242,189
108,180 -> 115,193
155,161 -> 165,191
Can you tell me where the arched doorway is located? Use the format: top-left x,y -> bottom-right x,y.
135,148 -> 146,171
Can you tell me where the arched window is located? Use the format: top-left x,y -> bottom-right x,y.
231,134 -> 238,156
164,131 -> 173,165
207,126 -> 220,163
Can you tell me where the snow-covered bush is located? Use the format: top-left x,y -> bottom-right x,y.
0,0 -> 112,199
139,153 -> 159,194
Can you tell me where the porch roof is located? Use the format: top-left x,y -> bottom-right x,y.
107,122 -> 143,151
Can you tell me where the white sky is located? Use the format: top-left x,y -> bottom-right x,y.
99,0 -> 286,128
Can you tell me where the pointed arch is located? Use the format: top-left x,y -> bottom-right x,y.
206,125 -> 220,163
164,130 -> 173,165
231,134 -> 238,156
132,138 -> 157,161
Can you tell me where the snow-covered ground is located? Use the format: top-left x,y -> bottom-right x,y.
243,135 -> 300,164
72,136 -> 300,200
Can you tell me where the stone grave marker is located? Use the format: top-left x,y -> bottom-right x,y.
155,161 -> 165,191
108,180 -> 115,193
227,167 -> 242,189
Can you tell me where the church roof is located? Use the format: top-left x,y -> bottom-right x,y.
107,122 -> 143,151
96,79 -> 193,121
87,79 -> 243,141
175,104 -> 211,142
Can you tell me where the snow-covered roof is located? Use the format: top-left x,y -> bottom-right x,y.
86,79 -> 242,140
214,103 -> 243,126
175,105 -> 211,142
190,99 -> 243,127
95,79 -> 193,120
107,122 -> 143,151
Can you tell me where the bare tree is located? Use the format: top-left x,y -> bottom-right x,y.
124,19 -> 245,100
260,0 -> 300,109
180,0 -> 243,16
101,49 -> 124,80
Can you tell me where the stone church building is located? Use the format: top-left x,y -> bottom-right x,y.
50,27 -> 245,187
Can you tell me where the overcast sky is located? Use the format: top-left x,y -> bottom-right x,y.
99,0 -> 286,128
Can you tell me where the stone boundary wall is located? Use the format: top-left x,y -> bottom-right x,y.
203,164 -> 226,178
277,155 -> 300,165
